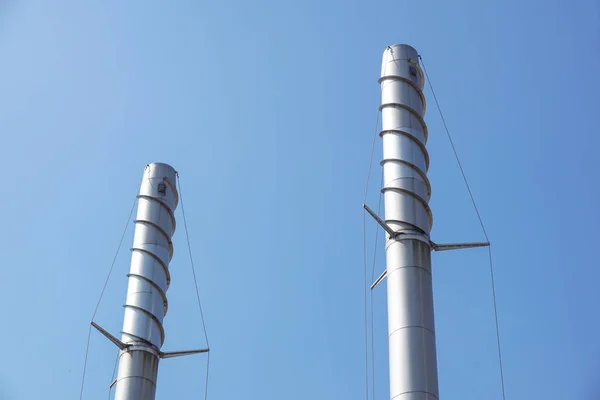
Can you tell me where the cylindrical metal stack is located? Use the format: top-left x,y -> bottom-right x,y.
114,163 -> 178,400
379,44 -> 439,400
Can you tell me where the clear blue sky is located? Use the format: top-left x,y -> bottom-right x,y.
1,1 -> 599,399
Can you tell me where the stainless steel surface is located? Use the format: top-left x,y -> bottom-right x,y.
380,44 -> 439,400
114,162 -> 178,400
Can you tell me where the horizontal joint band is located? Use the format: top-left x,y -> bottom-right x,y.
389,325 -> 436,337
380,158 -> 430,184
386,264 -> 432,277
391,391 -> 439,400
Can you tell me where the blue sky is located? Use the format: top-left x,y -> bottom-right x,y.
1,1 -> 599,399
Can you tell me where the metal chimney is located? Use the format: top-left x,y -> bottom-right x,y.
363,44 -> 489,400
93,163 -> 207,400
379,44 -> 439,400
114,162 -> 178,399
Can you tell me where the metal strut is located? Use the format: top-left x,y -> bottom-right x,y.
431,241 -> 490,251
91,321 -> 210,359
364,202 -> 489,254
367,237 -> 490,291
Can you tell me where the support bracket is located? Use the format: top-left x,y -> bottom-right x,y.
363,204 -> 397,237
364,205 -> 490,292
370,270 -> 387,290
431,241 -> 490,252
91,321 -> 128,350
368,241 -> 489,291
91,321 -> 209,360
160,348 -> 210,359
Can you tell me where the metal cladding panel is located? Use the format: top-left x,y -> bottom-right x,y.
380,45 -> 423,88
382,132 -> 429,174
385,240 -> 435,333
383,191 -> 432,233
388,328 -> 439,399
380,45 -> 439,400
383,162 -> 430,202
381,106 -> 427,142
114,350 -> 160,400
138,163 -> 178,211
380,44 -> 431,234
128,252 -> 169,297
381,80 -> 425,116
133,243 -> 171,274
115,163 -> 178,400
132,224 -> 172,259
136,197 -> 175,237
121,307 -> 163,346
121,163 -> 177,348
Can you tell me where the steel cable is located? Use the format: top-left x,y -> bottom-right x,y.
79,195 -> 137,400
362,107 -> 380,400
107,350 -> 119,400
363,55 -> 390,400
369,173 -> 384,400
177,175 -> 211,400
419,55 -> 507,400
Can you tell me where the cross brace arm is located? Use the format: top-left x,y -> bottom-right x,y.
363,204 -> 396,237
91,321 -> 128,350
160,348 -> 210,359
91,321 -> 209,359
431,242 -> 490,251
370,270 -> 387,290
